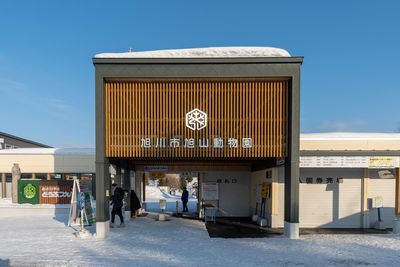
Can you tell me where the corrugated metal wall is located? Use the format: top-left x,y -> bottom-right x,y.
104,78 -> 289,159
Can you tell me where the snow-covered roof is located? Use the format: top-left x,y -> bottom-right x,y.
301,132 -> 400,141
0,148 -> 95,155
95,47 -> 291,58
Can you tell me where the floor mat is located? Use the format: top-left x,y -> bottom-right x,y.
205,217 -> 282,238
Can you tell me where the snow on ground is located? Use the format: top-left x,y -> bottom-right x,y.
145,186 -> 197,213
1,212 -> 400,266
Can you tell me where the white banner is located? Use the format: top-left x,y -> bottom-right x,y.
300,156 -> 400,168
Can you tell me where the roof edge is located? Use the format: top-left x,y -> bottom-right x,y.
0,131 -> 52,148
92,57 -> 304,65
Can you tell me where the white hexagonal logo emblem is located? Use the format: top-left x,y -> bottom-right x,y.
186,108 -> 207,131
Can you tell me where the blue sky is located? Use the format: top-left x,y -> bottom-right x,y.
0,0 -> 399,147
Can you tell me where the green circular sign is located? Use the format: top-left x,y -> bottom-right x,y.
24,184 -> 36,199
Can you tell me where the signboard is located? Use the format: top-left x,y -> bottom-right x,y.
79,180 -> 96,225
375,196 -> 383,208
300,156 -> 400,168
144,166 -> 168,172
369,157 -> 395,169
180,172 -> 198,179
202,182 -> 219,201
149,172 -> 165,179
68,179 -> 96,226
159,199 -> 167,210
300,156 -> 368,168
261,183 -> 270,199
39,181 -> 73,204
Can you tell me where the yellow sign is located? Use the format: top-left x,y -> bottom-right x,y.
149,172 -> 165,179
369,157 -> 394,168
261,183 -> 270,199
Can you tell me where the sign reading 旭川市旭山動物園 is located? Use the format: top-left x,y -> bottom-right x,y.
140,137 -> 252,149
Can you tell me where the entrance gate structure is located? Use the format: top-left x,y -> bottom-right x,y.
93,48 -> 303,238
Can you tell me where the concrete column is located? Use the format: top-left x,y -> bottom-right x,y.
361,168 -> 370,228
393,168 -> 400,233
271,168 -> 279,228
284,74 -> 300,239
95,158 -> 110,238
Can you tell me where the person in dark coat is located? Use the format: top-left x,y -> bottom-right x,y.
110,183 -> 125,228
181,187 -> 189,212
130,189 -> 141,218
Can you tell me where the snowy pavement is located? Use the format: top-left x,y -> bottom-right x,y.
1,212 -> 400,266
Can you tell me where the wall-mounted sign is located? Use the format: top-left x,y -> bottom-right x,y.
149,172 -> 165,179
300,156 -> 400,168
369,157 -> 396,169
202,182 -> 219,201
374,196 -> 383,208
144,166 -> 168,172
299,177 -> 344,184
180,172 -> 198,179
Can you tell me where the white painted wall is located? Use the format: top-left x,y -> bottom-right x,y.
368,169 -> 395,228
203,171 -> 250,217
299,168 -> 362,228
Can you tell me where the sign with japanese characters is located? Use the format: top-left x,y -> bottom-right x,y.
369,157 -> 396,169
202,182 -> 219,201
139,136 -> 253,149
104,79 -> 289,159
300,156 -> 400,168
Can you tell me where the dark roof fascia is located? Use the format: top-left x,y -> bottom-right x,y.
300,150 -> 400,157
92,57 -> 304,65
0,131 -> 52,148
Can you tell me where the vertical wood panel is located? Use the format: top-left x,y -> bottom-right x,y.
105,79 -> 288,159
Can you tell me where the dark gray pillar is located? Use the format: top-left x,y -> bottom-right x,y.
284,74 -> 300,239
95,64 -> 110,238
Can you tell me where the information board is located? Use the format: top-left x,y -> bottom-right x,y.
202,182 -> 219,201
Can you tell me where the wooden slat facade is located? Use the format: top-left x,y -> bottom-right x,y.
104,78 -> 289,160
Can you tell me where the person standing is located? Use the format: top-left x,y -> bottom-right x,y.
181,187 -> 189,212
130,189 -> 141,219
110,183 -> 125,228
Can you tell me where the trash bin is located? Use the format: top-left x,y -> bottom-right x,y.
18,179 -> 40,204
